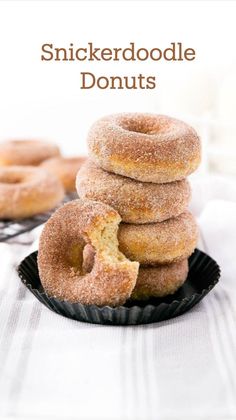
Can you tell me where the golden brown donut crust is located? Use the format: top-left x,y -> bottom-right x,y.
0,140 -> 61,166
0,166 -> 64,219
131,259 -> 188,300
76,159 -> 191,224
78,245 -> 189,300
88,113 -> 201,183
118,211 -> 198,265
38,199 -> 139,307
41,156 -> 87,192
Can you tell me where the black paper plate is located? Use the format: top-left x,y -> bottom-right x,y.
18,249 -> 220,325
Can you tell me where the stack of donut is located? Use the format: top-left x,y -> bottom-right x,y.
76,113 -> 201,300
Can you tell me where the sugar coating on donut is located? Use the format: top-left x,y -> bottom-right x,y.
81,245 -> 189,299
88,113 -> 201,183
131,259 -> 189,300
38,199 -> 139,306
0,140 -> 61,166
77,159 -> 191,223
0,165 -> 64,219
42,156 -> 87,192
118,211 -> 198,265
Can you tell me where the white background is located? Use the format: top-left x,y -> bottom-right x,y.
0,0 -> 236,161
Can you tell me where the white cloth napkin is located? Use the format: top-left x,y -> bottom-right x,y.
0,175 -> 236,420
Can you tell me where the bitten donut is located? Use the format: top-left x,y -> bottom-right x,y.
38,199 -> 139,307
88,113 -> 201,183
41,156 -> 87,192
77,246 -> 189,299
118,211 -> 198,265
0,166 -> 64,219
0,140 -> 60,166
77,160 -> 191,224
131,259 -> 188,300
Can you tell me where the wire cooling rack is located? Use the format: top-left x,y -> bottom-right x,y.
0,193 -> 77,242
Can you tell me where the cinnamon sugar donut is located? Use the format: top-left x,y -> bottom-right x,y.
78,246 -> 189,299
118,211 -> 198,265
38,199 -> 139,307
0,166 -> 64,219
0,140 -> 60,166
131,259 -> 188,300
41,156 -> 87,192
88,113 -> 201,183
76,160 -> 191,224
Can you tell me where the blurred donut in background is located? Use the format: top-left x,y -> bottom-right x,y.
0,140 -> 61,166
41,156 -> 87,192
0,165 -> 64,219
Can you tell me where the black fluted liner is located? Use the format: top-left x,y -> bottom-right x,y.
17,249 -> 220,325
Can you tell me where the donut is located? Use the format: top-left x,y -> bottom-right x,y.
38,199 -> 139,306
0,166 -> 64,219
118,211 -> 198,265
76,159 -> 191,224
41,156 -> 87,192
131,259 -> 188,300
0,140 -> 60,166
87,113 -> 201,183
77,245 -> 188,300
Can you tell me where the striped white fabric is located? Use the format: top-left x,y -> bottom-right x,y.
0,174 -> 236,420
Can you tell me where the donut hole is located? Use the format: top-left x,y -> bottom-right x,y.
10,140 -> 29,145
119,115 -> 169,136
67,241 -> 84,274
121,120 -> 150,134
0,174 -> 22,184
82,244 -> 96,274
67,241 -> 96,275
8,140 -> 36,149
